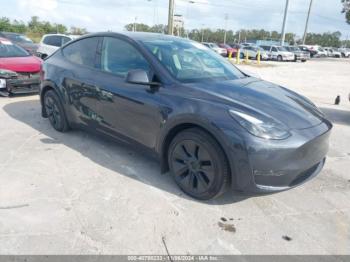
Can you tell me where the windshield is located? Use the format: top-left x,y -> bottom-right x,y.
3,33 -> 33,44
0,42 -> 30,57
277,46 -> 287,51
141,39 -> 245,83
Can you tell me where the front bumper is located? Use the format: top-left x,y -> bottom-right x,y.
225,121 -> 332,193
283,55 -> 296,61
0,76 -> 40,96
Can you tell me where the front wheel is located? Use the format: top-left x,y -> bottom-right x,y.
277,55 -> 283,62
44,90 -> 69,132
168,128 -> 229,200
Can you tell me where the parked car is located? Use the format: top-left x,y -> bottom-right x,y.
260,45 -> 295,61
37,34 -> 79,59
40,32 -> 332,200
218,43 -> 237,57
202,42 -> 227,56
339,48 -> 350,58
240,46 -> 269,60
0,38 -> 42,96
324,47 -> 341,58
299,45 -> 317,58
0,32 -> 38,54
284,46 -> 310,62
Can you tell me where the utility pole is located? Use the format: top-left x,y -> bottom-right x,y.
224,14 -> 228,44
167,0 -> 175,35
302,0 -> 314,45
280,0 -> 290,46
133,16 -> 137,32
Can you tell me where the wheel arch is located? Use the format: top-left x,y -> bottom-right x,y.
40,81 -> 66,118
159,121 -> 233,186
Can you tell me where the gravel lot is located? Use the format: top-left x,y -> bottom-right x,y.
0,59 -> 349,255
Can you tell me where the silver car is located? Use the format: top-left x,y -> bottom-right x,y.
202,42 -> 227,57
240,46 -> 269,60
284,46 -> 310,62
260,45 -> 295,61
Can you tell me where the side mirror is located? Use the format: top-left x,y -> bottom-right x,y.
126,69 -> 161,87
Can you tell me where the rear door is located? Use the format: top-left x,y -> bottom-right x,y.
61,36 -> 103,128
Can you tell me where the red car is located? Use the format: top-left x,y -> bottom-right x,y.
0,38 -> 42,96
218,43 -> 237,57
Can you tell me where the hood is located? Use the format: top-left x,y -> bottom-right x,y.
0,56 -> 42,73
187,78 -> 324,129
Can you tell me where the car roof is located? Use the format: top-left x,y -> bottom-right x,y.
59,32 -> 186,44
42,33 -> 71,37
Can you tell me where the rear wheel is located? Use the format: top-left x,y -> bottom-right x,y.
44,90 -> 69,132
168,128 -> 229,200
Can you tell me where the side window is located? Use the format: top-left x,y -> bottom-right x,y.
100,37 -> 150,77
62,37 -> 100,68
61,36 -> 71,46
43,36 -> 62,47
272,47 -> 278,52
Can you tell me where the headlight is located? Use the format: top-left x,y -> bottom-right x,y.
0,69 -> 17,78
229,109 -> 291,140
0,79 -> 6,89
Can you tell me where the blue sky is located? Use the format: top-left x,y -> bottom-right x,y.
1,0 -> 349,39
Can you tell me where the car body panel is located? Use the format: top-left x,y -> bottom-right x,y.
0,56 -> 42,73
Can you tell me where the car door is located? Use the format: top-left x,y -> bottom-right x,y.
92,36 -> 165,149
61,36 -> 103,128
270,46 -> 278,60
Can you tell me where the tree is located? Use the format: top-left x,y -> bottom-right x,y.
70,26 -> 86,35
303,31 -> 342,47
342,0 -> 350,24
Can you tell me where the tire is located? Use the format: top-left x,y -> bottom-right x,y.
255,55 -> 262,61
277,55 -> 283,62
301,59 -> 307,63
168,128 -> 229,200
44,90 -> 69,132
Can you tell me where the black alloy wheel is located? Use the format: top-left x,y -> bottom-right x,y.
168,128 -> 229,200
44,90 -> 69,132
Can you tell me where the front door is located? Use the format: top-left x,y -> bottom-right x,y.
93,36 -> 165,149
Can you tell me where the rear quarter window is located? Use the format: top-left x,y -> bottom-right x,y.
62,37 -> 100,68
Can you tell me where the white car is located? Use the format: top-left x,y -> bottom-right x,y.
202,42 -> 227,57
339,48 -> 350,58
37,34 -> 79,59
324,47 -> 341,58
260,45 -> 295,61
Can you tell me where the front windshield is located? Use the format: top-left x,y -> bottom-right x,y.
277,46 -> 287,51
141,39 -> 245,83
0,42 -> 30,57
3,33 -> 33,44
